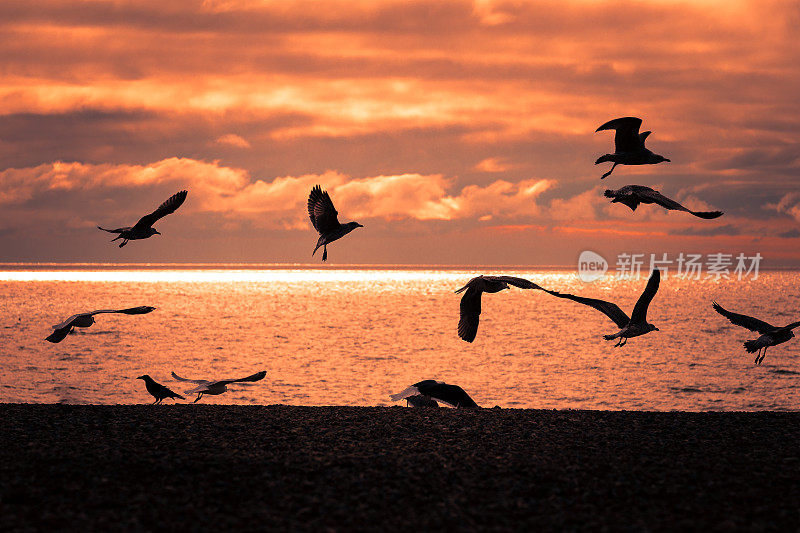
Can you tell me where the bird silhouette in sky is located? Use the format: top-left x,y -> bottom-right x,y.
595,117 -> 670,179
98,190 -> 187,247
605,185 -> 723,219
308,185 -> 363,261
456,275 -> 544,342
712,302 -> 800,365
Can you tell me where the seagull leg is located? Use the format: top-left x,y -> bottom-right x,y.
152,398 -> 158,404
758,347 -> 767,365
322,245 -> 327,262
620,337 -> 627,347
193,393 -> 203,403
600,163 -> 618,180
754,348 -> 762,365
119,239 -> 128,248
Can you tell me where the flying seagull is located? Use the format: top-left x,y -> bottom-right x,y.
98,190 -> 188,247
137,375 -> 184,404
541,269 -> 661,346
390,380 -> 479,408
595,117 -> 670,179
712,302 -> 800,365
45,306 -> 156,343
308,185 -> 363,261
605,185 -> 723,219
455,275 -> 544,342
171,370 -> 267,403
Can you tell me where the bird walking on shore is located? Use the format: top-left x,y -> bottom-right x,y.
45,306 -> 156,343
98,190 -> 187,247
605,185 -> 723,219
137,375 -> 184,404
712,302 -> 800,365
595,117 -> 670,179
541,269 -> 661,346
391,380 -> 479,408
456,275 -> 544,342
171,370 -> 267,402
308,185 -> 363,261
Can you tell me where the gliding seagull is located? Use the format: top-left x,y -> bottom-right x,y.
541,269 -> 661,347
390,380 -> 479,408
45,306 -> 156,343
605,185 -> 723,219
308,185 -> 363,261
712,302 -> 800,365
595,117 -> 670,179
456,275 -> 544,342
171,370 -> 267,403
98,190 -> 187,247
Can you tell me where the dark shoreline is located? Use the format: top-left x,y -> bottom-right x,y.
2,404 -> 799,531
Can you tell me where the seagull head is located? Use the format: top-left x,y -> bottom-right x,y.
136,375 -> 149,381
650,154 -> 670,164
646,323 -> 659,333
150,229 -> 161,236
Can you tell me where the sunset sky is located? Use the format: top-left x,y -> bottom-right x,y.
0,0 -> 798,265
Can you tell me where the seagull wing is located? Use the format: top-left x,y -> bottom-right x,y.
421,383 -> 479,408
51,313 -> 85,330
45,325 -> 74,343
630,269 -> 661,324
483,276 -> 544,290
171,372 -> 211,385
541,288 -> 630,328
596,116 -> 643,153
214,370 -> 267,386
308,185 -> 340,234
638,188 -> 723,219
457,285 -> 483,342
132,190 -> 188,230
88,306 -> 157,317
712,302 -> 777,334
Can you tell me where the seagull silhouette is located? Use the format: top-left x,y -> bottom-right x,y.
171,370 -> 267,403
712,302 -> 800,365
595,117 -> 670,179
390,380 -> 479,408
308,185 -> 363,261
98,190 -> 187,247
137,375 -> 184,404
605,185 -> 723,219
455,275 -> 544,342
45,306 -> 156,343
542,269 -> 661,347
404,394 -> 440,408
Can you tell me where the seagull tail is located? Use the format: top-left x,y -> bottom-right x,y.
744,338 -> 768,353
690,210 -> 724,219
595,154 -> 613,165
390,386 -> 420,402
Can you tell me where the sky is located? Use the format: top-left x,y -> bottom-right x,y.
0,0 -> 798,265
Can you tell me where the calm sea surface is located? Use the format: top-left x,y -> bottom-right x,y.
1,264 -> 799,410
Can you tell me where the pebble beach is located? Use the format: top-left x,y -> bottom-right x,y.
2,404 -> 799,531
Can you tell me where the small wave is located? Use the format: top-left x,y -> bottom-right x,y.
771,369 -> 800,375
670,386 -> 704,393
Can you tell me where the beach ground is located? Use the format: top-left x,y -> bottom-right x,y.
1,404 -> 799,531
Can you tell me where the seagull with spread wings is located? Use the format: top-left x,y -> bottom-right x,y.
541,269 -> 661,347
605,185 -> 723,219
595,117 -> 670,179
171,370 -> 267,403
455,275 -> 544,342
98,190 -> 187,247
390,380 -> 479,408
712,302 -> 800,365
308,185 -> 363,261
137,375 -> 184,404
45,306 -> 156,343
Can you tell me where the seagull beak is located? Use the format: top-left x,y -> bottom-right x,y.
154,230 -> 161,235
664,158 -> 671,163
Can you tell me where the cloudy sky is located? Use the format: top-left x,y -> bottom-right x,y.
0,0 -> 798,265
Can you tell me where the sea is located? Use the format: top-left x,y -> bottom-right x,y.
1,264 -> 798,410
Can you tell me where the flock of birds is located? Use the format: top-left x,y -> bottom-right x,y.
42,117 -> 795,408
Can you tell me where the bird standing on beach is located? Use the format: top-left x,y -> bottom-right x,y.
712,302 -> 800,365
308,185 -> 363,261
605,185 -> 723,219
137,375 -> 185,404
541,269 -> 661,347
171,370 -> 267,403
390,380 -> 479,408
456,275 -> 544,342
98,190 -> 187,247
595,117 -> 670,179
45,306 -> 156,343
